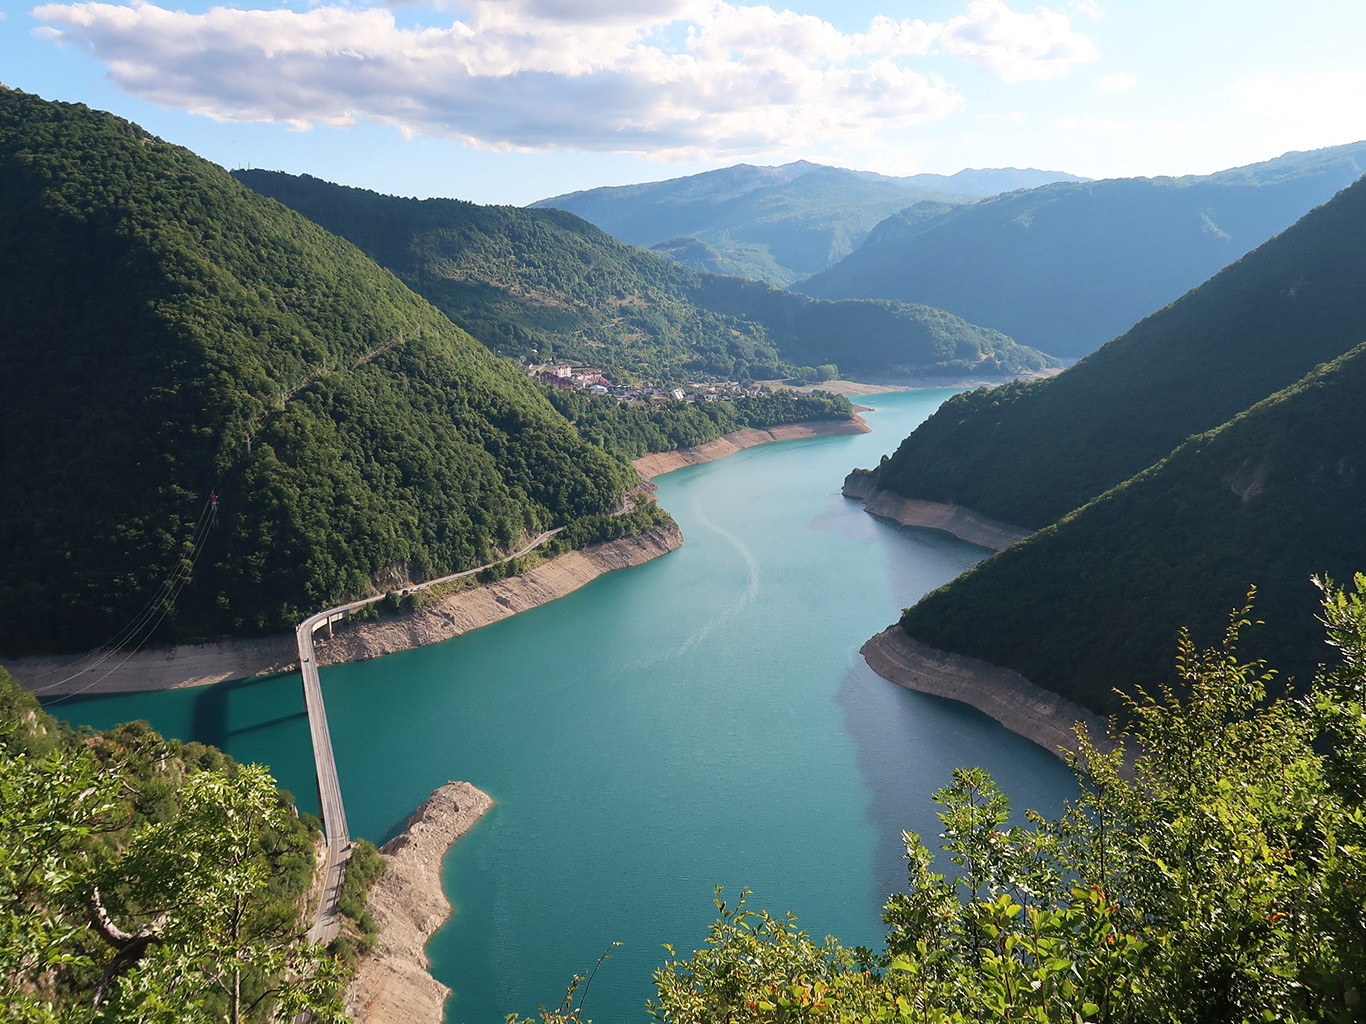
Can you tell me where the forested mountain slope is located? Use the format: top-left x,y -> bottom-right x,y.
0,90 -> 626,654
235,170 -> 1056,381
800,142 -> 1366,357
898,339 -> 1366,715
862,174 -> 1366,530
531,160 -> 1082,286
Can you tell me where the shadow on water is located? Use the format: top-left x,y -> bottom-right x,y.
190,671 -> 299,751
835,657 -> 1081,917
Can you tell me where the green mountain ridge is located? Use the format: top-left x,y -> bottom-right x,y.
898,337 -> 1366,715
799,141 -> 1366,358
233,169 -> 1057,381
867,174 -> 1366,530
531,160 -> 1083,287
0,90 -> 626,654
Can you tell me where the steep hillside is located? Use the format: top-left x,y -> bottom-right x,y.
531,161 -> 1082,286
898,339 -> 1366,715
801,142 -> 1366,357
0,90 -> 626,654
234,170 -> 1056,381
861,174 -> 1366,530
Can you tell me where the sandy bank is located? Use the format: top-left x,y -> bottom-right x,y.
785,380 -> 908,397
861,626 -> 1115,762
12,522 -> 682,697
632,415 -> 869,482
841,474 -> 1031,552
345,781 -> 494,1024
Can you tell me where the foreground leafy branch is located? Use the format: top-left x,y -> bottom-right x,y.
0,678 -> 347,1024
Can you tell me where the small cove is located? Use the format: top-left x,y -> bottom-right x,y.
57,389 -> 1077,1023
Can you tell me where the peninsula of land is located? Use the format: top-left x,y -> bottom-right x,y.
860,626 -> 1114,761
841,471 -> 1032,552
345,781 -> 494,1024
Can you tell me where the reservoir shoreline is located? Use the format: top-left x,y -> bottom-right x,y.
632,414 -> 870,481
11,414 -> 861,698
840,472 -> 1032,552
860,626 -> 1115,761
11,522 -> 682,698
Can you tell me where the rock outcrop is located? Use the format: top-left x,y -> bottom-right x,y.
841,472 -> 1031,552
860,626 -> 1114,761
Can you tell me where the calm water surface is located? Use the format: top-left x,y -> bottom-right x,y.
59,389 -> 1076,1023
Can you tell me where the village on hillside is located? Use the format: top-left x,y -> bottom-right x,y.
523,359 -> 771,404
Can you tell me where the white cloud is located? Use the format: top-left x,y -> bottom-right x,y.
1099,72 -> 1135,92
1052,114 -> 1127,135
940,0 -> 1098,82
30,0 -> 1092,157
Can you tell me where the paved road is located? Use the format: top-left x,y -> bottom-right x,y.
295,527 -> 564,943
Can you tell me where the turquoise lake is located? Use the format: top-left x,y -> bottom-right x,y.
57,388 -> 1077,1023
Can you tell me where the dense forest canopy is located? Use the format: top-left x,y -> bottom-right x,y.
866,173 -> 1366,531
899,337 -> 1366,716
799,141 -> 1366,358
0,665 -> 349,1022
0,90 -> 627,653
234,169 -> 1057,382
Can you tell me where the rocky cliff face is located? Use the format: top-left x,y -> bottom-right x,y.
860,627 -> 1114,761
841,471 -> 1031,552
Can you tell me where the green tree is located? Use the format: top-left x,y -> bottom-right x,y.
0,729 -> 345,1023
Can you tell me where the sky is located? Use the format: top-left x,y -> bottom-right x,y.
4,0 -> 1366,205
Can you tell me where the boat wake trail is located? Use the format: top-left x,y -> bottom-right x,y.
675,508 -> 761,657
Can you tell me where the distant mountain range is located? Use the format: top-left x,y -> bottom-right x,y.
801,142 -> 1366,359
236,170 -> 1056,382
866,174 -> 1366,714
532,161 -> 1084,287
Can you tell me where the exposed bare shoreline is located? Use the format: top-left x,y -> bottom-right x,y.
10,413 -> 868,698
840,472 -> 1032,552
860,626 -> 1116,762
345,781 -> 494,1024
632,414 -> 870,481
9,522 -> 683,698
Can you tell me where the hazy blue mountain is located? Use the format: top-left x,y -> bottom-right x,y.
532,161 -> 1083,286
800,142 -> 1366,358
